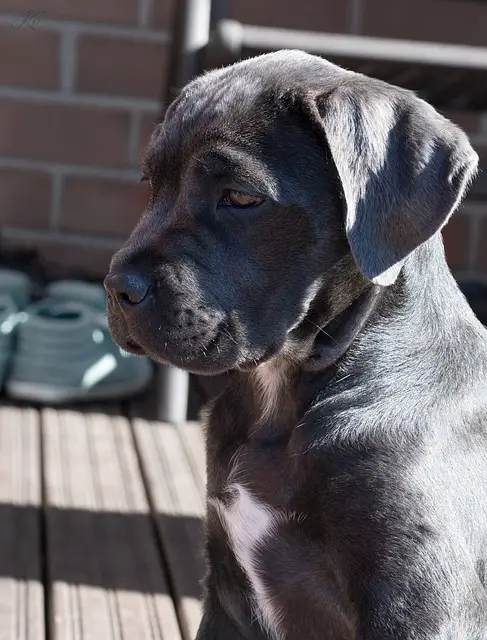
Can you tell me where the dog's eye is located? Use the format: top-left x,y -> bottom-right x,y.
218,190 -> 264,209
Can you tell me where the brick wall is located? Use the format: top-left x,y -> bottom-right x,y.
0,0 -> 171,278
438,111 -> 487,281
0,0 -> 486,281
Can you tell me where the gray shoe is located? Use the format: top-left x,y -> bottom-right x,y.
47,279 -> 106,312
0,269 -> 31,309
6,292 -> 153,404
0,269 -> 31,387
0,295 -> 17,387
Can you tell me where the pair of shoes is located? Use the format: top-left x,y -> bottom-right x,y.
0,270 -> 153,404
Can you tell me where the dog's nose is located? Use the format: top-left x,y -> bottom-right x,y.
104,271 -> 150,307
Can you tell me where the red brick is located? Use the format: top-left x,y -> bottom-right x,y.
152,0 -> 175,30
1,0 -> 138,26
229,0 -> 347,33
76,35 -> 167,100
60,176 -> 149,236
475,219 -> 487,273
362,0 -> 487,46
2,236 -> 118,279
442,213 -> 471,271
138,112 -> 160,162
474,144 -> 487,163
0,26 -> 59,89
0,100 -> 131,167
0,168 -> 52,229
470,148 -> 487,197
440,110 -> 482,135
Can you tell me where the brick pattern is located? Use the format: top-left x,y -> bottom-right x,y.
0,168 -> 52,229
440,110 -> 484,134
0,0 -> 168,277
0,100 -> 132,166
0,26 -> 60,89
1,234 -> 117,279
442,212 -> 471,272
0,0 -> 486,280
476,220 -> 487,274
76,36 -> 168,100
138,112 -> 160,160
230,0 -> 348,32
60,177 -> 149,236
0,0 -> 139,26
152,0 -> 176,30
439,108 -> 487,275
361,0 -> 487,46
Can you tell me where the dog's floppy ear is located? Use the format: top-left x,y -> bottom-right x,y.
309,80 -> 478,285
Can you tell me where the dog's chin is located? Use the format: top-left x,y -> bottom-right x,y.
112,323 -> 237,375
118,338 -> 146,357
234,343 -> 283,371
110,318 -> 285,376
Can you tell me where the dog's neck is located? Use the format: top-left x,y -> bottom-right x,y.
247,278 -> 383,429
244,236 -> 487,430
302,284 -> 383,373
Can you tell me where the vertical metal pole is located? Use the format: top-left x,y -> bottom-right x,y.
157,364 -> 191,424
157,0 -> 212,423
162,0 -> 212,113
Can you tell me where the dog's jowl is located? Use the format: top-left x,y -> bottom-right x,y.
105,50 -> 487,639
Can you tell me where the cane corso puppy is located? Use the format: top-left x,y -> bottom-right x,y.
105,51 -> 487,639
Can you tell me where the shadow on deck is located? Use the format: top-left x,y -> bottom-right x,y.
0,392 -> 208,640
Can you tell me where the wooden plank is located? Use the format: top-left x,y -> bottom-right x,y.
42,407 -> 181,640
176,422 -> 206,502
131,418 -> 206,640
0,405 -> 45,640
43,407 -> 113,640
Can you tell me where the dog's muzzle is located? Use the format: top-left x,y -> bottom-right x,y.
103,266 -> 242,374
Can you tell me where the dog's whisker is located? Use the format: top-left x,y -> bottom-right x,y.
304,318 -> 338,344
334,373 -> 352,385
221,327 -> 239,347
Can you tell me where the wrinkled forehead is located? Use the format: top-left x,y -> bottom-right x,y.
165,69 -> 270,147
141,52 -> 347,204
154,51 -> 345,156
167,50 -> 343,126
142,68 -> 280,183
141,69 -> 286,197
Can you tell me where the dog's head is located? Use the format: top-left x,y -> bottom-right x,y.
105,50 -> 477,375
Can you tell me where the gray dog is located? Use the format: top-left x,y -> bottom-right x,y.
105,50 -> 487,639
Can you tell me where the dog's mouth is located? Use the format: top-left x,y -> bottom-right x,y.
112,315 -> 244,375
109,306 -> 283,375
121,337 -> 146,356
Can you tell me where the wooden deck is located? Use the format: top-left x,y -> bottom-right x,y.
0,400 -> 206,640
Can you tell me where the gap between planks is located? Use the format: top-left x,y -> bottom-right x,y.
41,405 -> 183,640
0,404 -> 207,640
129,413 -> 206,640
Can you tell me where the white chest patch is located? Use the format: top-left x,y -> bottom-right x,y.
211,484 -> 284,639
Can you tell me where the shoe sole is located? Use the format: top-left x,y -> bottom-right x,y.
6,374 -> 152,404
